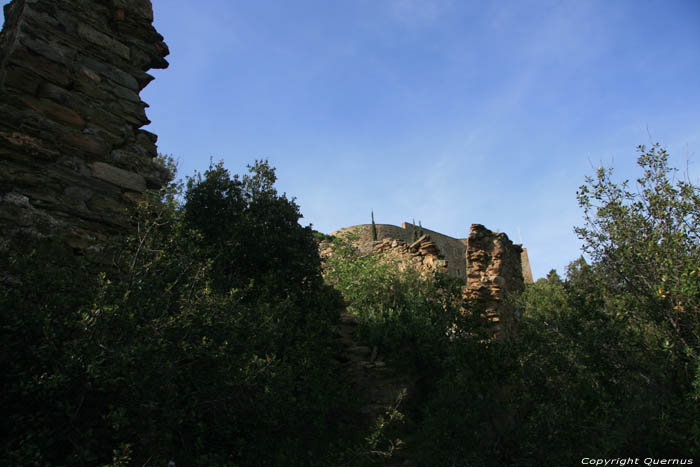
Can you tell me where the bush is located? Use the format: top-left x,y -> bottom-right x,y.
183,160 -> 323,299
1,160 -> 347,466
414,144 -> 700,464
322,231 -> 467,374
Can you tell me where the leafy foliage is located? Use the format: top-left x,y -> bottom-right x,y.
3,144 -> 699,466
183,160 -> 323,299
575,143 -> 700,361
413,144 -> 700,464
322,230 -> 467,373
1,160 -> 346,466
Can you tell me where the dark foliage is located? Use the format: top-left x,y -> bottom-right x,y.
1,160 -> 347,466
3,145 -> 698,466
324,145 -> 700,465
412,144 -> 700,465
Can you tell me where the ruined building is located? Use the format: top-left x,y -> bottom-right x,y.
333,222 -> 534,331
0,0 -> 168,249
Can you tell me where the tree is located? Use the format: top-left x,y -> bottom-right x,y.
575,143 -> 700,359
1,159 -> 347,465
184,159 -> 322,297
371,210 -> 378,241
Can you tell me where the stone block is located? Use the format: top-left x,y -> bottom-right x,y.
112,0 -> 154,21
19,35 -> 75,66
87,193 -> 127,214
135,130 -> 157,156
82,57 -> 139,91
20,95 -> 85,129
77,22 -> 131,60
0,131 -> 60,160
59,131 -> 106,156
90,161 -> 146,192
79,65 -> 102,83
110,83 -> 141,103
7,48 -> 71,87
2,64 -> 42,94
38,82 -> 90,116
82,123 -> 125,148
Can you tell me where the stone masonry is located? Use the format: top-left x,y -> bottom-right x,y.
371,234 -> 448,277
464,223 -> 525,335
333,223 -> 468,279
333,222 -> 533,331
334,222 -> 533,284
0,0 -> 168,249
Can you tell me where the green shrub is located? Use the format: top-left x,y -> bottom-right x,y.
1,160 -> 347,466
322,231 -> 467,373
414,144 -> 700,464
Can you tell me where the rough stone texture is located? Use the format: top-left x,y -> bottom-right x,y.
465,224 -> 525,335
402,221 -> 468,278
331,221 -> 530,332
0,0 -> 169,248
371,234 -> 448,277
333,223 -> 467,279
333,221 -> 533,286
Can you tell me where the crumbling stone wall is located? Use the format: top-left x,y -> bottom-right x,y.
371,234 -> 448,277
465,224 -> 525,335
0,0 -> 168,249
332,222 -> 530,331
334,223 -> 466,279
333,224 -> 412,254
401,222 -> 467,278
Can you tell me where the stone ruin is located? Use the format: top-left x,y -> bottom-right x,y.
331,222 -> 534,332
464,223 -> 526,335
0,0 -> 168,250
371,234 -> 447,276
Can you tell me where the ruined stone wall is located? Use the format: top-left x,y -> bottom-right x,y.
371,235 -> 448,277
333,223 -> 466,279
465,224 -> 525,335
332,222 -> 530,332
333,224 -> 412,254
0,0 -> 168,249
401,222 -> 467,279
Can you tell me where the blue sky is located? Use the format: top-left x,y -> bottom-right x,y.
5,1 -> 700,278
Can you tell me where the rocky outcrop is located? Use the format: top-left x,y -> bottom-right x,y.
0,0 -> 168,249
465,224 -> 525,335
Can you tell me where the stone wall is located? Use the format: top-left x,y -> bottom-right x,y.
0,0 -> 168,249
402,222 -> 467,279
333,222 -> 530,332
465,224 -> 525,335
333,224 -> 412,253
333,223 -> 466,279
371,234 -> 448,277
